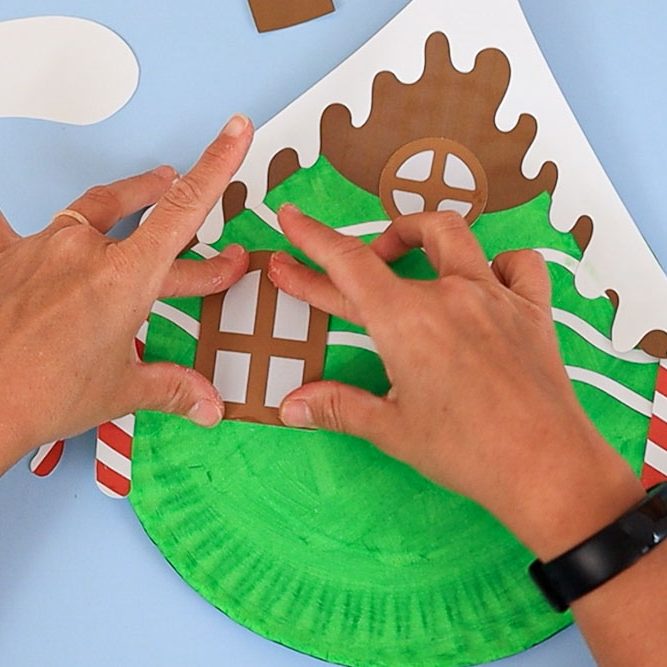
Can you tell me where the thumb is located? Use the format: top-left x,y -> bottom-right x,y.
128,362 -> 224,427
280,381 -> 394,442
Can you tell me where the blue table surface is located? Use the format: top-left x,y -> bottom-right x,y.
1,1 -> 665,665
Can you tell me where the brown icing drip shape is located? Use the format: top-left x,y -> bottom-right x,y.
222,181 -> 247,223
320,32 -> 558,214
195,252 -> 329,426
249,0 -> 335,33
606,290 -> 667,358
571,215 -> 594,252
223,147 -> 302,222
379,138 -> 489,225
268,147 -> 301,191
640,330 -> 667,359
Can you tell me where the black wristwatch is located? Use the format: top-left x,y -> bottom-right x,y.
529,482 -> 667,612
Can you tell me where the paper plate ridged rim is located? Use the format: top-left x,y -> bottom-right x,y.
130,411 -> 570,667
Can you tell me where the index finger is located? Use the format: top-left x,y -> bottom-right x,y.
277,205 -> 400,315
125,115 -> 253,266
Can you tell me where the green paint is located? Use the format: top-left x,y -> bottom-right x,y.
131,156 -> 656,666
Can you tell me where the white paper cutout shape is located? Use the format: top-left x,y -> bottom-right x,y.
444,154 -> 477,191
265,357 -> 306,408
438,199 -> 473,217
396,150 -> 434,181
219,270 -> 262,335
214,350 -> 252,404
273,290 -> 311,342
393,190 -> 425,215
0,16 -> 139,125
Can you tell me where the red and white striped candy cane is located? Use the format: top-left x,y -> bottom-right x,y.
641,360 -> 667,488
95,414 -> 136,498
95,321 -> 148,498
94,243 -> 211,498
30,439 -> 66,477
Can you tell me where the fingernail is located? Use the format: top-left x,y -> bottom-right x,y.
188,400 -> 223,428
272,251 -> 299,266
222,114 -> 249,138
280,400 -> 315,428
279,203 -> 300,215
221,243 -> 246,260
153,165 -> 177,180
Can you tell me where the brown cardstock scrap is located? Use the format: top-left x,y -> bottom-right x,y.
195,251 -> 330,425
248,0 -> 335,33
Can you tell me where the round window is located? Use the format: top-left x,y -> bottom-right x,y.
379,137 -> 489,225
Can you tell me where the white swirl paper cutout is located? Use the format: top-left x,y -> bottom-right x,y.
151,301 -> 201,341
252,202 -> 391,240
565,366 -> 653,417
553,308 -> 656,365
0,16 -> 139,125
327,331 -> 378,354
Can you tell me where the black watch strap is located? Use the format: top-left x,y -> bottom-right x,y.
529,482 -> 667,612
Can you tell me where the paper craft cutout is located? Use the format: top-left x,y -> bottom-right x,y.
95,309 -> 146,497
248,0 -> 335,33
379,137 -> 489,223
322,34 -> 556,216
195,251 -> 329,425
642,361 -> 667,486
29,440 -> 65,477
0,16 -> 138,125
96,415 -> 135,498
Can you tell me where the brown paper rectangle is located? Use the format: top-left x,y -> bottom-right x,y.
248,0 -> 335,33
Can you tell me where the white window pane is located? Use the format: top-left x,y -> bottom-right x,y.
273,290 -> 311,342
265,357 -> 305,408
396,150 -> 434,182
220,270 -> 261,335
443,154 -> 476,191
213,351 -> 251,404
393,190 -> 425,215
437,199 -> 473,217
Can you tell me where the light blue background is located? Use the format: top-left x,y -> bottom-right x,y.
1,1 -> 665,665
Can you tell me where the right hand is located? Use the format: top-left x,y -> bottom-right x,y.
268,206 -> 645,561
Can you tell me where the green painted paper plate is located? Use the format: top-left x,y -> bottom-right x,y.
129,160 -> 655,667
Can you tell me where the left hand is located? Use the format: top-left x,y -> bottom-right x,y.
0,115 -> 253,473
